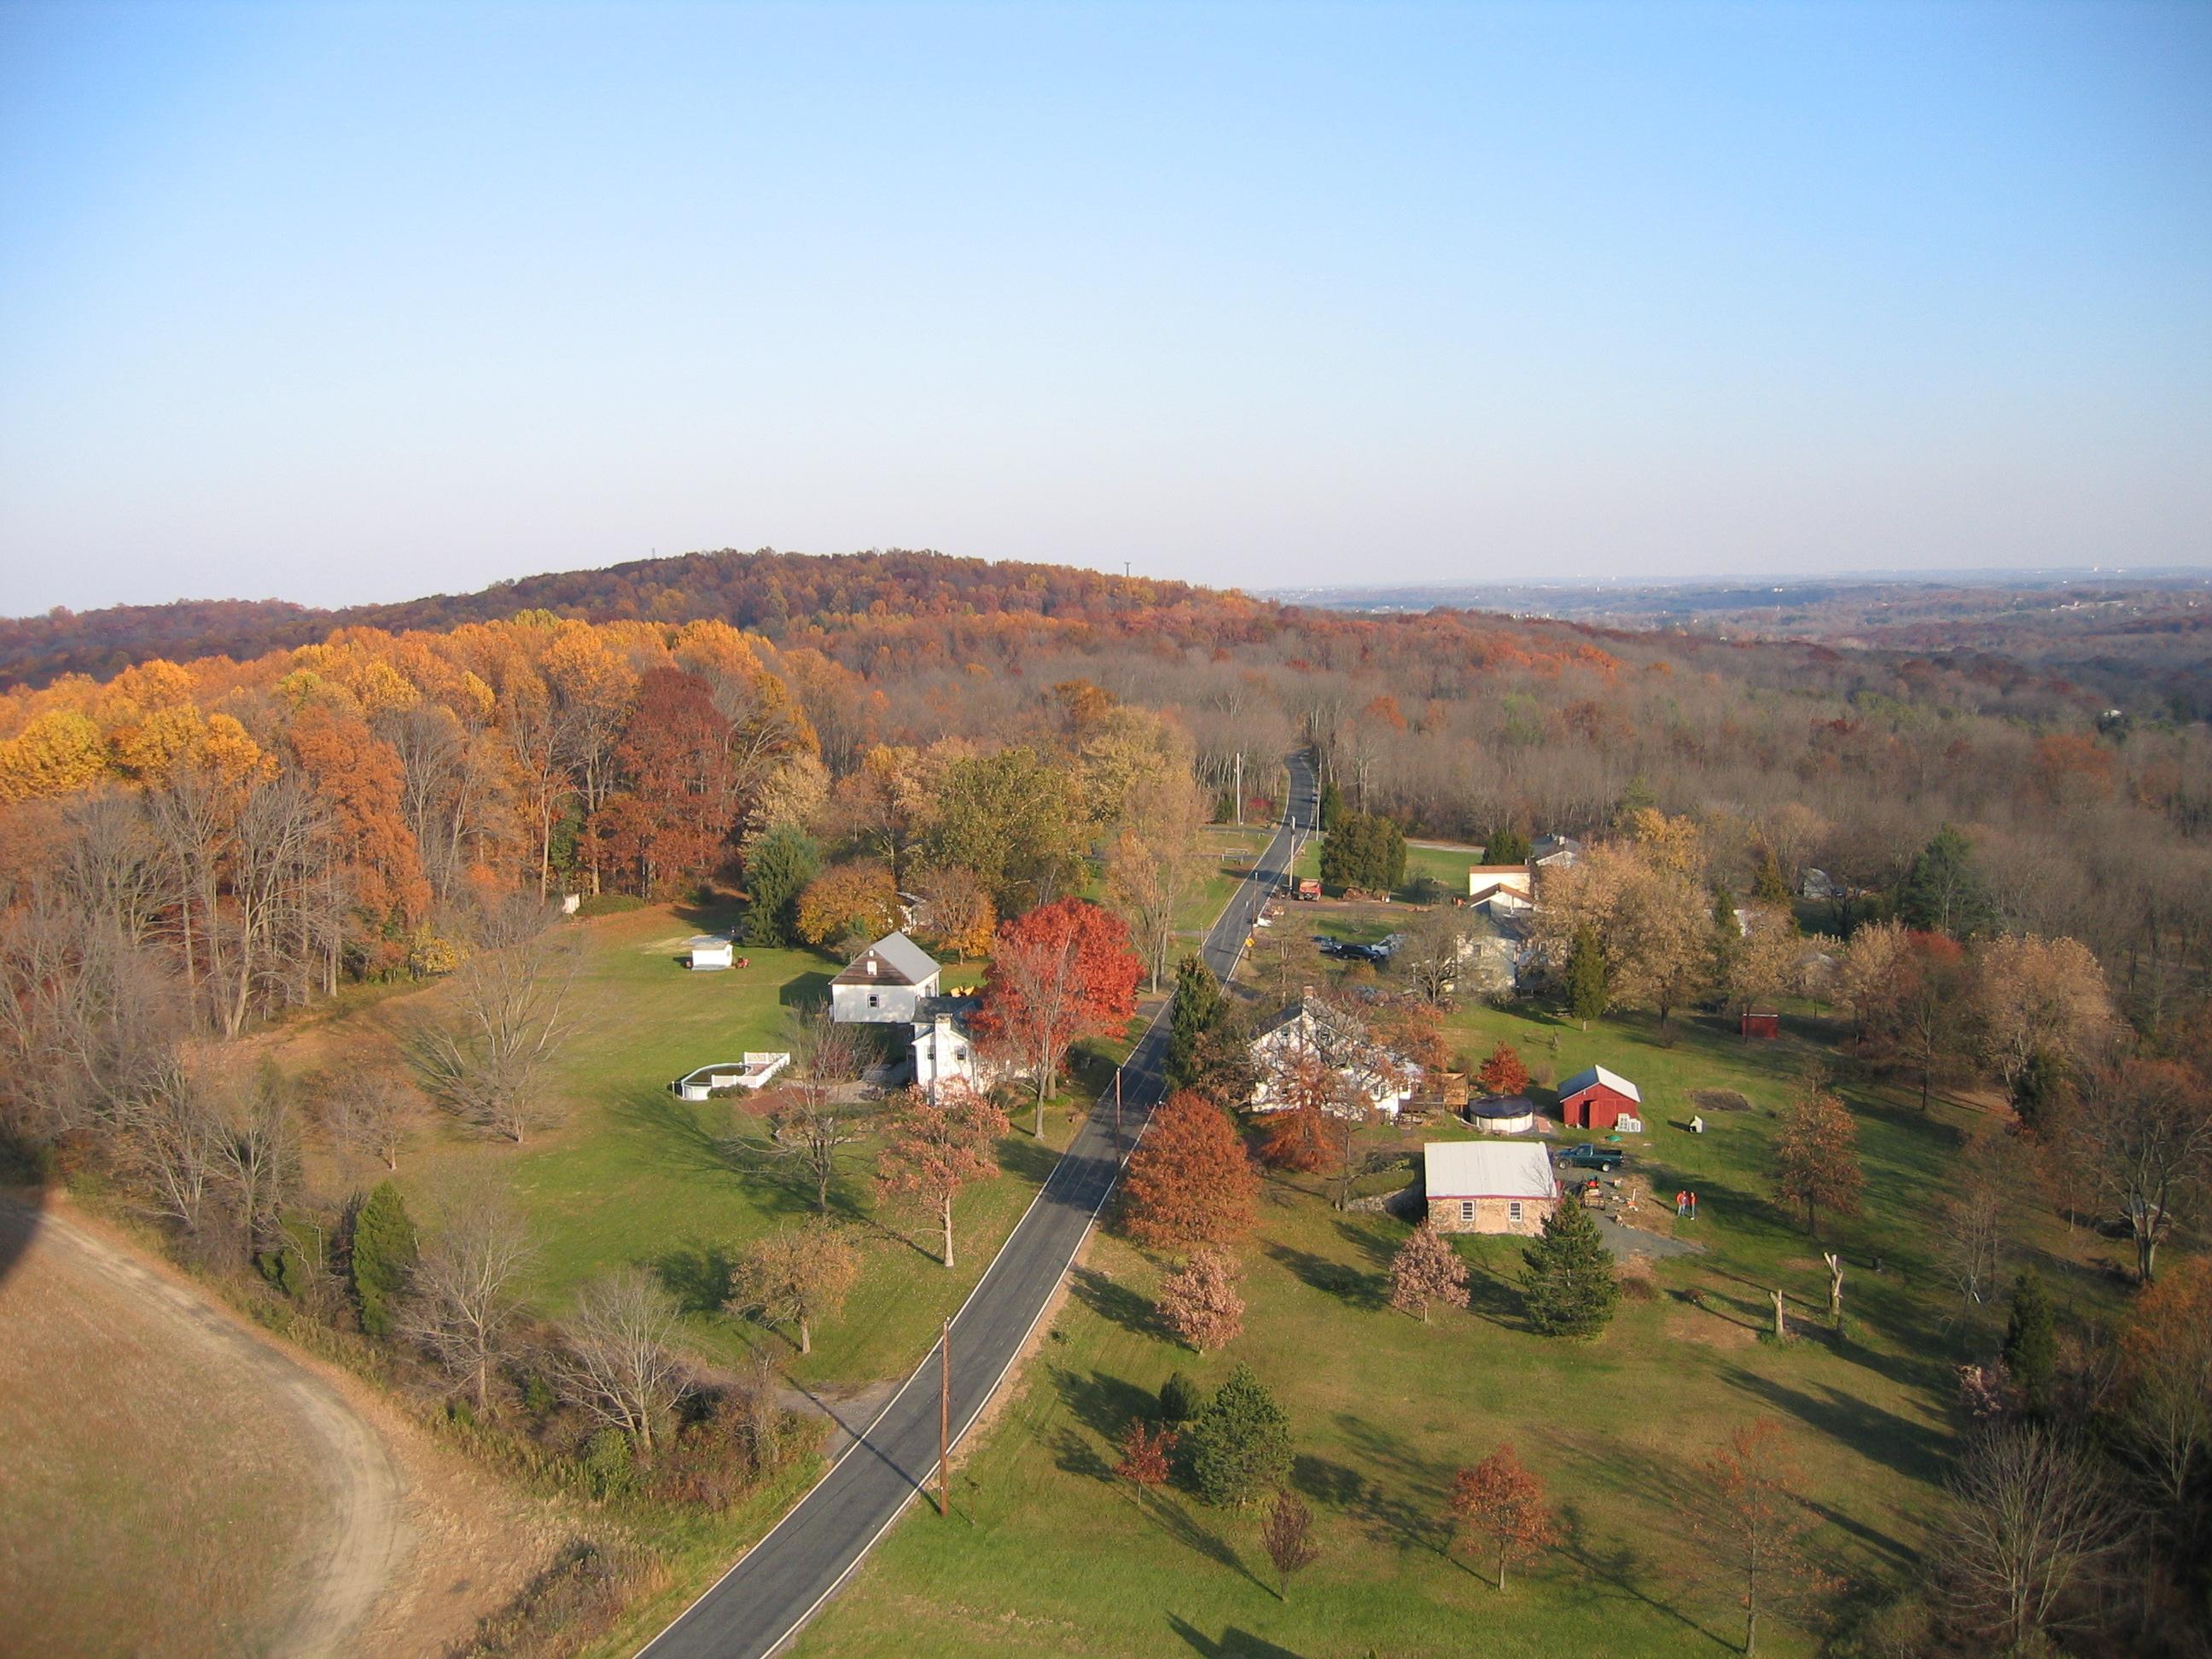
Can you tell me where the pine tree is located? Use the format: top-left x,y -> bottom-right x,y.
1753,847 -> 1791,908
1318,779 -> 1343,831
1565,925 -> 1608,1028
351,1179 -> 416,1339
1522,1197 -> 1618,1338
1710,885 -> 1743,991
1484,826 -> 1531,867
1185,1363 -> 1293,1506
1897,824 -> 1994,938
2004,1268 -> 2058,1417
1163,953 -> 1225,1094
742,824 -> 821,946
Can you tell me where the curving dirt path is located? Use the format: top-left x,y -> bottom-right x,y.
0,1193 -> 405,1656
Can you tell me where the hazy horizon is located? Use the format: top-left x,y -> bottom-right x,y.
4,1 -> 2209,614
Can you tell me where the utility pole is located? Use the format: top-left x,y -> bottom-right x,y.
1114,1067 -> 1123,1153
938,1318 -> 951,1517
1233,751 -> 1243,826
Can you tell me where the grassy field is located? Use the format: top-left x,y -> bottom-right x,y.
1289,834 -> 1477,901
800,992 -> 2132,1658
291,900 -> 1109,1391
0,1200 -> 322,1657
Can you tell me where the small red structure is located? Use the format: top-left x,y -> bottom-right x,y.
1558,1064 -> 1641,1131
1740,1010 -> 1780,1039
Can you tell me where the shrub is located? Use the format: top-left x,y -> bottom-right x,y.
1406,875 -> 1448,905
581,1426 -> 636,1499
1615,1252 -> 1659,1302
573,893 -> 644,917
1159,1371 -> 1201,1424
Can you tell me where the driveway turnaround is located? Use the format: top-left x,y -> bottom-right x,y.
639,754 -> 1316,1659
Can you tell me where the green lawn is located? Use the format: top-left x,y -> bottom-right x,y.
1290,835 -> 1477,900
374,901 -> 1095,1389
800,998 -> 2133,1658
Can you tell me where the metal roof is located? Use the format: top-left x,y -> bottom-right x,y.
1423,1140 -> 1558,1200
1558,1063 -> 1641,1104
833,930 -> 940,987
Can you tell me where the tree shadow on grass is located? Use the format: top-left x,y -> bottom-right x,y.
1464,1261 -> 1527,1329
1051,1363 -> 1159,1452
1139,1491 -> 1271,1598
776,968 -> 835,1008
996,1132 -> 1060,1188
1332,1214 -> 1399,1272
1555,1499 -> 1727,1650
1293,1447 -> 1445,1560
1716,1365 -> 1950,1496
1165,1614 -> 1307,1657
654,1238 -> 737,1315
1263,1242 -> 1382,1312
1069,1266 -> 1157,1340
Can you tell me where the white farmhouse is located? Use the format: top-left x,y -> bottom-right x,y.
830,931 -> 943,1024
1249,996 -> 1418,1118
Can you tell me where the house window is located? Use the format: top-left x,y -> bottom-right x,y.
867,992 -> 880,1009
1459,1201 -> 1474,1223
1509,1201 -> 1523,1223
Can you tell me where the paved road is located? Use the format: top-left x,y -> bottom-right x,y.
640,754 -> 1318,1659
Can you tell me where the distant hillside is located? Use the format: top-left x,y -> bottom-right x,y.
0,548 -> 1220,690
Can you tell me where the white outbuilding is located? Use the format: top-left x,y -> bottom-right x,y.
685,935 -> 735,971
830,931 -> 943,1024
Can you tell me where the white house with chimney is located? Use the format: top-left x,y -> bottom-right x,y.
830,931 -> 943,1025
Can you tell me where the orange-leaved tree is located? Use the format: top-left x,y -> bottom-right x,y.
1475,1040 -> 1528,1097
1447,1443 -> 1557,1590
874,1080 -> 1008,1269
1388,1223 -> 1471,1325
1157,1246 -> 1245,1353
972,897 -> 1140,1132
794,862 -> 900,946
1120,1091 -> 1259,1253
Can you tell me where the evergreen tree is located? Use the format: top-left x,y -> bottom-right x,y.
1185,1362 -> 1293,1506
2003,1268 -> 2057,1417
1158,1371 -> 1201,1424
1710,886 -> 1743,995
1897,824 -> 1994,938
1565,925 -> 1608,1027
1484,826 -> 1531,867
1522,1197 -> 1618,1338
1319,812 -> 1407,892
742,824 -> 821,946
1753,847 -> 1791,908
1164,953 -> 1225,1093
1616,773 -> 1657,821
351,1179 -> 416,1339
1318,779 -> 1343,832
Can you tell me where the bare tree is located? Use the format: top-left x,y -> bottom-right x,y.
1941,1424 -> 2130,1653
214,1062 -> 300,1260
400,1195 -> 536,1413
410,895 -> 579,1144
1939,1132 -> 2019,1318
1396,905 -> 1469,1007
2076,1058 -> 2212,1282
319,1060 -> 422,1173
549,1267 -> 689,1454
764,1000 -> 875,1213
113,1059 -> 228,1238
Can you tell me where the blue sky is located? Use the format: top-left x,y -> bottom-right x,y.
2,1 -> 2207,613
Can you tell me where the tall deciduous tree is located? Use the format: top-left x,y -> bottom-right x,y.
1388,1224 -> 1471,1324
1157,1246 -> 1246,1353
400,1194 -> 534,1412
794,863 -> 900,948
1771,1087 -> 1864,1238
921,746 -> 1082,913
913,864 -> 994,963
1260,1487 -> 1321,1599
1447,1444 -> 1557,1589
1971,934 -> 2114,1103
729,1219 -> 859,1355
1104,765 -> 1207,993
2076,1057 -> 2212,1282
763,999 -> 875,1214
875,1080 -> 1008,1268
972,898 -> 1140,1128
1688,1417 -> 1830,1658
1942,1425 -> 2128,1654
1119,1091 -> 1259,1252
550,1267 -> 690,1454
591,667 -> 731,899
410,894 -> 578,1144
1475,1041 -> 1529,1097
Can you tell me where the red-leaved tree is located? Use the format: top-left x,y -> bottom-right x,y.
1120,1091 -> 1260,1252
972,897 -> 1142,1132
1388,1223 -> 1471,1324
591,668 -> 734,897
874,1080 -> 1009,1268
1114,1417 -> 1178,1489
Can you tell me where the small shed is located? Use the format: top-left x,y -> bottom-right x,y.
1467,1095 -> 1536,1135
1558,1064 -> 1642,1132
1423,1140 -> 1559,1235
685,935 -> 734,971
1740,1010 -> 1780,1039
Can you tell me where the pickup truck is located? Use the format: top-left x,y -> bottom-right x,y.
1557,1144 -> 1626,1171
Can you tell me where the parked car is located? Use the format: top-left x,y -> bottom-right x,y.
1558,1144 -> 1626,1170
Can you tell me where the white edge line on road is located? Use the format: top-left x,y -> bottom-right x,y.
639,790 -> 1307,1659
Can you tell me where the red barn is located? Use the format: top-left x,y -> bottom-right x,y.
1740,1010 -> 1780,1039
1558,1064 -> 1641,1131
